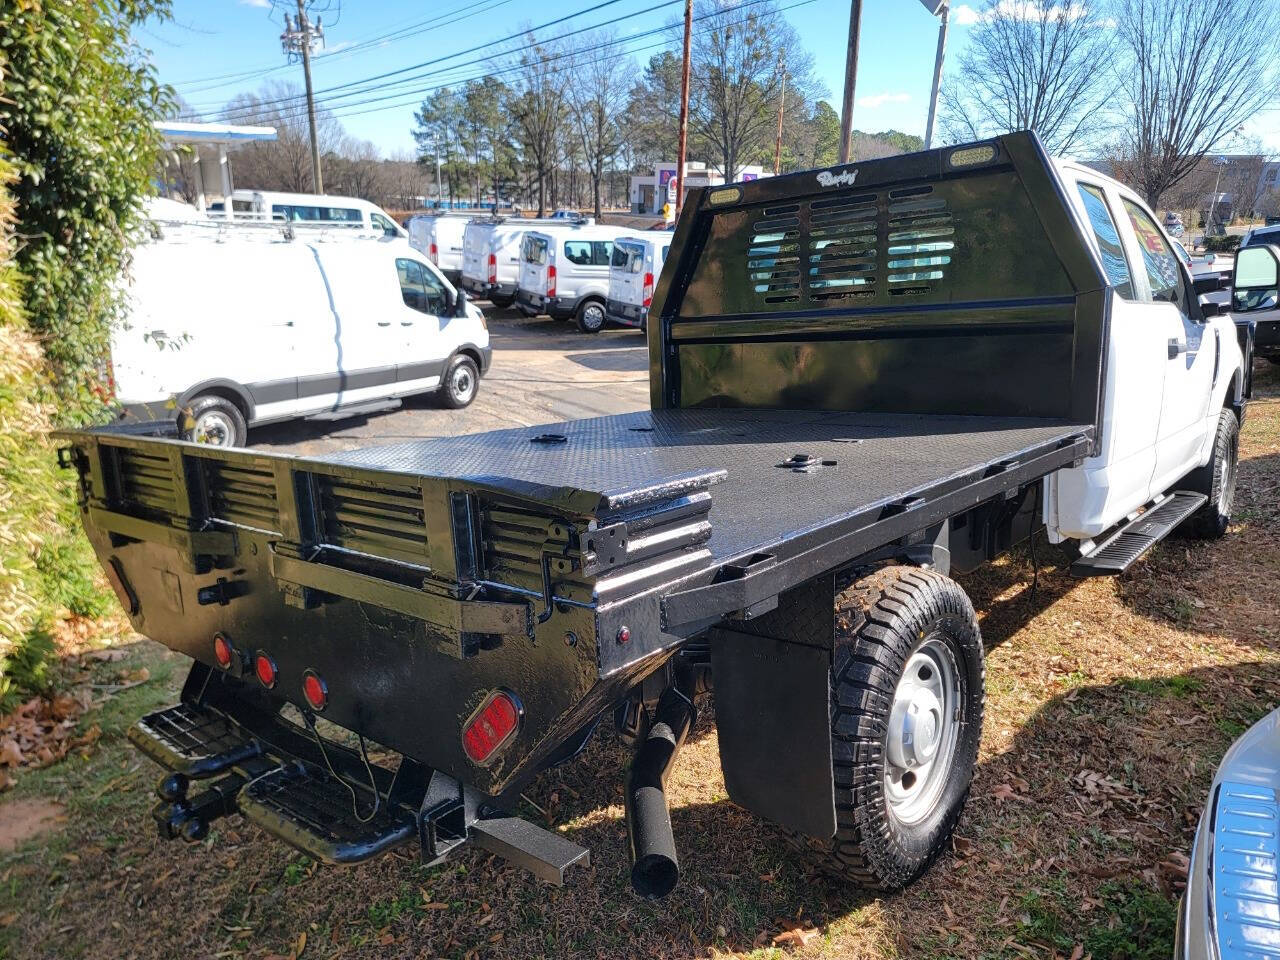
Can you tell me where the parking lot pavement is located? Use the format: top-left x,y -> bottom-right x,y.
249,305 -> 651,457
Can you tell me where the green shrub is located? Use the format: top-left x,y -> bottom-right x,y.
0,0 -> 173,425
1202,234 -> 1241,253
0,151 -> 112,711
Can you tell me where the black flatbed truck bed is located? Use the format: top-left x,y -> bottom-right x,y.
329,407 -> 1092,625
57,131 -> 1127,898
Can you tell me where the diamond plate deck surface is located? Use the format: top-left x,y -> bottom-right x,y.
327,409 -> 1088,562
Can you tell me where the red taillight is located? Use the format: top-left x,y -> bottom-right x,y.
213,633 -> 233,670
642,272 -> 654,308
487,252 -> 497,284
462,691 -> 521,765
254,651 -> 277,689
428,241 -> 438,263
302,670 -> 328,711
547,263 -> 557,297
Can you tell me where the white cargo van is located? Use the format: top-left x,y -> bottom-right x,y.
606,235 -> 671,330
111,227 -> 489,446
516,224 -> 642,332
228,190 -> 406,238
408,213 -> 469,283
461,217 -> 590,307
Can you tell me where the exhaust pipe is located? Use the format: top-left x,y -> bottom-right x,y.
624,675 -> 696,898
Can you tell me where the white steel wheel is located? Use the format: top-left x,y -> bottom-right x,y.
883,638 -> 963,826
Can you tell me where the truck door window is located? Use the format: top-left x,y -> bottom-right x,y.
592,241 -> 613,266
1121,198 -> 1186,306
397,258 -> 446,314
1076,184 -> 1134,300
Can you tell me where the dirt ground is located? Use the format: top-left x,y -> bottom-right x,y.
1,362 -> 1277,960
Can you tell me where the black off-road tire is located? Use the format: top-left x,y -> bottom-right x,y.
179,394 -> 248,447
806,565 -> 985,891
1183,408 -> 1238,539
575,298 -> 607,333
438,355 -> 479,409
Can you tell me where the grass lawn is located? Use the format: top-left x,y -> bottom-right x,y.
2,361 -> 1277,960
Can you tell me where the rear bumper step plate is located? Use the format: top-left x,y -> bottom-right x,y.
1071,490 -> 1206,577
129,702 -> 263,777
239,763 -> 417,865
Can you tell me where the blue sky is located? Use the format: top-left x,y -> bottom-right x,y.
142,0 -> 980,158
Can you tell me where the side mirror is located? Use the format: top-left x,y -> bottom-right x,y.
1231,245 -> 1280,313
453,288 -> 470,318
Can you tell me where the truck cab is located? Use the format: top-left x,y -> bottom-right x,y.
1049,161 -> 1245,543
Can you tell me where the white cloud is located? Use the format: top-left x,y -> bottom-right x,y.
951,1 -> 1101,25
239,0 -> 271,8
857,92 -> 911,110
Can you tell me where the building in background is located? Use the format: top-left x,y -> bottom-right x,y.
154,121 -> 278,216
629,161 -> 770,215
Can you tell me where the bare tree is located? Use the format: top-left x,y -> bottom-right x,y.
510,33 -> 568,216
567,32 -> 631,218
222,82 -> 346,193
938,0 -> 1114,153
1113,0 -> 1280,206
689,0 -> 816,180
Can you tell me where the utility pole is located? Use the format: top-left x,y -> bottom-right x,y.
675,0 -> 692,216
281,1 -> 324,194
923,2 -> 949,149
837,0 -> 862,164
774,57 -> 786,176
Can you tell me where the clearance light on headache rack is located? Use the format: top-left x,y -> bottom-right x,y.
707,186 -> 741,206
948,144 -> 997,168
462,690 -> 522,766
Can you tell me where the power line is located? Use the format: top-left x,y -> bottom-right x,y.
192,0 -> 648,115
239,0 -> 818,130
175,0 -> 518,95
211,0 -> 689,122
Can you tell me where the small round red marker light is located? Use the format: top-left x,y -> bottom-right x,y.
213,633 -> 234,670
462,690 -> 522,766
302,670 -> 328,712
254,651 -> 277,689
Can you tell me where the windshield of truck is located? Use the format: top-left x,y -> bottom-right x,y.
522,235 -> 549,265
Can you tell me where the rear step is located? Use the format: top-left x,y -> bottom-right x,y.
129,703 -> 263,777
239,763 -> 417,864
130,699 -> 590,882
1070,491 -> 1207,577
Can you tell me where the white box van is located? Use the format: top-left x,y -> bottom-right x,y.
461,217 -> 588,307
516,224 -> 645,332
228,190 -> 406,238
111,227 -> 489,446
408,213 -> 469,284
606,235 -> 672,330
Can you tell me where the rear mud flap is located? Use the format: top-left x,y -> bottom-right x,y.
709,628 -> 836,839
